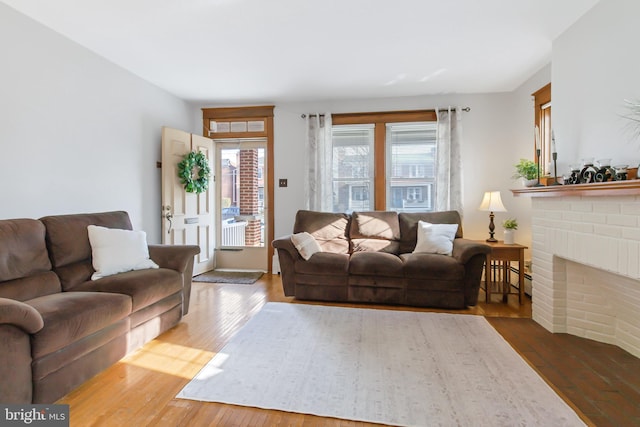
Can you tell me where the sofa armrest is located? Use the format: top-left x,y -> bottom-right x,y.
0,297 -> 44,334
272,235 -> 302,296
272,235 -> 302,261
148,244 -> 200,315
452,239 -> 491,264
148,245 -> 201,272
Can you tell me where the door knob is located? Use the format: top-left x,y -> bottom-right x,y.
164,211 -> 173,234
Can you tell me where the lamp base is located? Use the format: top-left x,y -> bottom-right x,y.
487,211 -> 498,242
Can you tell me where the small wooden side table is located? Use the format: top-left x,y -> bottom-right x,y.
475,240 -> 527,304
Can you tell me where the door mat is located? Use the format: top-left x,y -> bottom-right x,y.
193,270 -> 263,284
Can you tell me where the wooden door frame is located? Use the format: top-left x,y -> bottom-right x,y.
202,106 -> 274,273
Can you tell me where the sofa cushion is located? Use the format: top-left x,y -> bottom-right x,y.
0,219 -> 60,299
41,211 -> 133,269
31,318 -> 129,383
0,272 -> 61,302
350,211 -> 400,253
349,252 -> 403,278
87,225 -> 159,280
70,268 -> 182,312
398,211 -> 463,254
41,211 -> 133,289
295,252 -> 349,276
401,253 -> 465,280
294,210 -> 350,254
26,292 -> 132,359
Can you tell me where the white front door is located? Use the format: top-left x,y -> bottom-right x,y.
161,127 -> 215,275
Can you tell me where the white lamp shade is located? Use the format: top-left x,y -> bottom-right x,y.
479,191 -> 507,212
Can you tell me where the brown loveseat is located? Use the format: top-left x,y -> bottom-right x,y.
273,210 -> 490,309
0,211 -> 200,404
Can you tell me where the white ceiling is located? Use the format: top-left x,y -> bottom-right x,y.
3,0 -> 599,104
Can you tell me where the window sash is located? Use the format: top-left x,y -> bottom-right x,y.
331,125 -> 375,212
386,122 -> 437,212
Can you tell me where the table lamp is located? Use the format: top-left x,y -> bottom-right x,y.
478,191 -> 506,242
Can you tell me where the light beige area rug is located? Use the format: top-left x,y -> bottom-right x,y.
177,303 -> 585,427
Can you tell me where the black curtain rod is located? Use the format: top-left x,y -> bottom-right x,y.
300,107 -> 470,119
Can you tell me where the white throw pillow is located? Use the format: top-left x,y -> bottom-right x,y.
87,225 -> 159,280
291,232 -> 322,261
413,221 -> 459,256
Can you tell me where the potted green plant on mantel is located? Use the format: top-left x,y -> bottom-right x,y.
512,159 -> 540,187
502,218 -> 518,244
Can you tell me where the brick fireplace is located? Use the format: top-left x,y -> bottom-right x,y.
520,182 -> 640,358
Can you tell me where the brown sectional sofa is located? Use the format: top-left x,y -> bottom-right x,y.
0,211 -> 200,404
273,210 -> 490,309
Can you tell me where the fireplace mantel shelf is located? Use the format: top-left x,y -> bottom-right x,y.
511,180 -> 640,197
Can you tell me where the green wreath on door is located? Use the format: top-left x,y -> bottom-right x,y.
177,151 -> 211,194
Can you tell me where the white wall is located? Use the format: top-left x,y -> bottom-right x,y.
0,4 -> 194,243
272,91 -> 542,247
553,0 -> 640,170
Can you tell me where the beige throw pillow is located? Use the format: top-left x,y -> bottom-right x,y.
291,232 -> 322,260
413,221 -> 459,256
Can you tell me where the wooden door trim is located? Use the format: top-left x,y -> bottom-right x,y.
202,105 -> 274,120
202,106 -> 275,273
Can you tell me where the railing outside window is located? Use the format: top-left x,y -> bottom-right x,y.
221,219 -> 246,246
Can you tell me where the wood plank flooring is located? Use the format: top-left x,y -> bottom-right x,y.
58,274 -> 640,426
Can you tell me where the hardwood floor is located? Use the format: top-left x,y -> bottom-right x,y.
59,274 -> 639,426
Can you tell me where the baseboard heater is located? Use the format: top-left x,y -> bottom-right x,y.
508,265 -> 532,297
488,264 -> 532,297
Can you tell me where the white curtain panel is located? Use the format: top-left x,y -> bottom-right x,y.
305,113 -> 333,211
436,107 -> 464,214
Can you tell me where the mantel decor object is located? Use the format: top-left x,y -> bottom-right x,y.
550,152 -> 561,185
534,149 -> 544,187
513,159 -> 540,187
533,125 -> 544,187
565,158 -> 629,185
550,131 -> 561,185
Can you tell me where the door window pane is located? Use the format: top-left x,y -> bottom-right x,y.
220,147 -> 265,247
